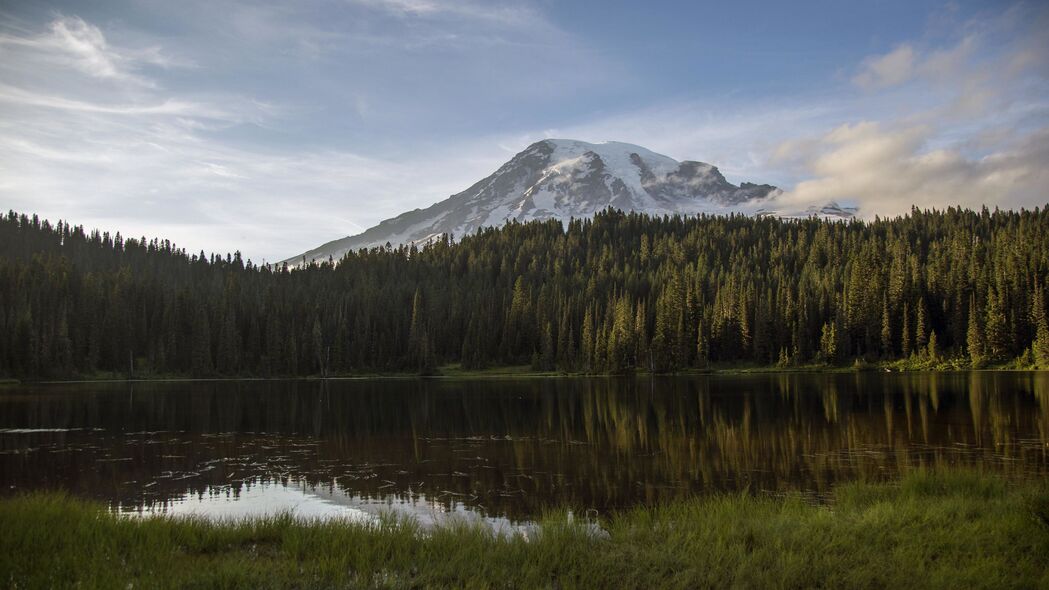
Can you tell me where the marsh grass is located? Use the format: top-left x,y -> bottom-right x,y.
2,471 -> 1047,589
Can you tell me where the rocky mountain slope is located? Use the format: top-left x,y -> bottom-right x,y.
285,139 -> 853,265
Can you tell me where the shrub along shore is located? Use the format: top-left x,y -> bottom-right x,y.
2,471 -> 1047,589
18,362 -> 1049,385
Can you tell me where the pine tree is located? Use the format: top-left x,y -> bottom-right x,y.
540,321 -> 555,371
674,308 -> 688,369
407,289 -> 435,374
880,296 -> 892,358
984,288 -> 1008,361
190,305 -> 212,377
695,321 -> 709,369
901,301 -> 912,358
651,281 -> 685,372
218,311 -> 239,375
633,301 -> 647,370
819,321 -> 837,363
581,305 -> 595,372
593,322 -> 608,373
926,330 -> 939,363
556,307 -> 573,371
967,295 -> 986,367
607,296 -> 634,373
916,299 -> 929,353
311,317 -> 325,376
1032,284 -> 1049,367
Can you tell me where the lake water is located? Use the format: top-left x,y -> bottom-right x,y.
1,373 -> 1047,525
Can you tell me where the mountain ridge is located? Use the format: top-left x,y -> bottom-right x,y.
285,139 -> 851,265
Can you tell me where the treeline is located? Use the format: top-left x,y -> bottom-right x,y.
2,206 -> 1049,379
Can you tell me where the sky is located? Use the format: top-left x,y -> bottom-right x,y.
1,0 -> 1047,263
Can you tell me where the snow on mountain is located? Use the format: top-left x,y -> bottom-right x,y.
755,201 -> 859,220
283,139 -> 850,266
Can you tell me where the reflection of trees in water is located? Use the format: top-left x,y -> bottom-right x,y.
0,373 -> 1046,520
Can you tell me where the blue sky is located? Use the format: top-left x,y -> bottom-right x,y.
1,0 -> 1046,262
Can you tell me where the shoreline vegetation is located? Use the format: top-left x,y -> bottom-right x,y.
14,361 -> 1047,385
2,471 -> 1047,588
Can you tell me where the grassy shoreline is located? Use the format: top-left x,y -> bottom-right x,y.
14,361 -> 1046,385
2,471 -> 1047,589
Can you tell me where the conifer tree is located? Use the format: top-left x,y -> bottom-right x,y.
556,307 -> 572,371
633,301 -> 647,369
967,295 -> 986,367
880,296 -> 892,358
819,321 -> 837,363
695,321 -> 709,369
916,299 -> 929,353
901,301 -> 912,358
218,311 -> 239,375
407,289 -> 435,374
190,305 -> 212,377
311,317 -> 325,376
1032,284 -> 1049,367
926,331 -> 939,363
581,305 -> 595,372
984,288 -> 1008,361
607,296 -> 634,372
540,321 -> 555,371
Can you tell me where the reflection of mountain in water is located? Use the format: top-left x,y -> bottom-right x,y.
1,373 -> 1047,521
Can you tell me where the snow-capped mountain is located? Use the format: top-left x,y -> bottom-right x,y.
755,201 -> 858,220
284,139 -> 851,265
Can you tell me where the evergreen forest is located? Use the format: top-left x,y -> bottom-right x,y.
2,206 -> 1049,379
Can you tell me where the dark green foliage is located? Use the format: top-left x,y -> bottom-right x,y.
1032,284 -> 1049,368
2,206 -> 1048,378
968,295 -> 987,367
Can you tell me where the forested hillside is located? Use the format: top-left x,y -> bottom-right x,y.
2,207 -> 1048,379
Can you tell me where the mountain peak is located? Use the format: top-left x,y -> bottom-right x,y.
284,140 -> 834,266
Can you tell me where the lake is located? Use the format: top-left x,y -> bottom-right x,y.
1,373 -> 1047,526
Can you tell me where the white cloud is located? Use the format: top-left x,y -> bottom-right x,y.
349,0 -> 538,25
0,15 -> 183,87
0,83 -> 224,117
773,122 -> 1048,215
48,16 -> 125,79
852,29 -> 982,93
853,45 -> 917,90
0,13 -> 482,262
770,4 -> 1049,216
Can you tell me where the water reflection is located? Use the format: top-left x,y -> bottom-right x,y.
1,373 -> 1047,521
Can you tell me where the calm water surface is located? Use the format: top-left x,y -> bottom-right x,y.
1,373 -> 1047,525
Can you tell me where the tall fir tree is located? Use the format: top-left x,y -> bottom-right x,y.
967,295 -> 986,367
1032,283 -> 1049,367
984,288 -> 1008,361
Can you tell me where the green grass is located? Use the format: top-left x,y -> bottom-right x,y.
17,357 -> 1047,384
435,363 -> 565,377
2,471 -> 1047,589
